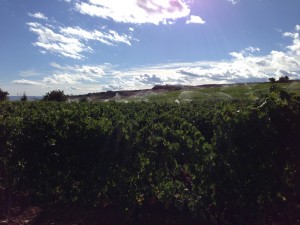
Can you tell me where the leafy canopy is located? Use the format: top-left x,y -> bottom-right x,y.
43,90 -> 67,102
0,88 -> 9,101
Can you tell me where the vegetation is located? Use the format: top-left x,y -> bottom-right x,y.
79,96 -> 89,102
0,88 -> 9,101
269,77 -> 276,83
278,75 -> 290,83
43,90 -> 67,102
20,92 -> 28,102
269,76 -> 290,84
1,86 -> 299,224
150,82 -> 298,103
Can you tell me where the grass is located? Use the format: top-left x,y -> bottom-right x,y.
144,81 -> 300,102
114,81 -> 300,103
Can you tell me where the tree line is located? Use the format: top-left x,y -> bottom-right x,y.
0,89 -> 67,102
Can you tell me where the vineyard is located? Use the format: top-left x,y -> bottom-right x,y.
1,86 -> 300,224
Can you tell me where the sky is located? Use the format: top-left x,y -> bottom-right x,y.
0,0 -> 300,96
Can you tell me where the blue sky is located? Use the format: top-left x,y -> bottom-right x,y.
1,0 -> 300,96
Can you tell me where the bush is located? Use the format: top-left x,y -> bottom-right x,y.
0,88 -> 9,101
1,96 -> 299,224
278,76 -> 289,83
20,92 -> 28,102
43,90 -> 67,102
269,77 -> 276,83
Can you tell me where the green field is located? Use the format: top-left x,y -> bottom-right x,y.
114,81 -> 300,103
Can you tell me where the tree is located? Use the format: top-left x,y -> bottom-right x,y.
269,78 -> 276,83
20,92 -> 28,102
43,90 -> 67,102
278,76 -> 289,83
0,88 -> 9,101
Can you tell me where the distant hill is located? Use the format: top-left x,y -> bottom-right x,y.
67,81 -> 300,103
9,96 -> 42,101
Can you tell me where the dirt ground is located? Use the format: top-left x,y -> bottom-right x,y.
1,189 -> 298,225
0,189 -> 204,225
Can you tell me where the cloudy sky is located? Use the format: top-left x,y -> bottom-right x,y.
1,0 -> 300,96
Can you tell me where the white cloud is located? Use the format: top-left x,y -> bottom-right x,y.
69,86 -> 81,90
135,74 -> 164,84
268,51 -> 299,69
228,0 -> 239,5
27,22 -> 89,59
43,63 -> 108,85
112,26 -> 300,87
60,26 -> 134,46
19,25 -> 300,95
176,59 -> 269,83
19,69 -> 41,77
275,69 -> 298,80
12,64 -> 109,94
27,21 -> 134,59
13,79 -> 43,86
75,0 -> 191,25
43,77 -> 59,84
76,65 -> 106,78
186,15 -> 205,24
102,82 -> 125,91
229,46 -> 260,59
284,28 -> 300,55
28,12 -> 48,20
44,73 -> 100,85
49,62 -> 110,76
244,46 -> 260,53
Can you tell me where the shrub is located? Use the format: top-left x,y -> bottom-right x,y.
43,90 -> 67,102
20,92 -> 28,102
278,76 -> 289,83
0,88 -> 9,101
269,77 -> 276,83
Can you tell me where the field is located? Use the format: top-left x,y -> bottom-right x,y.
73,81 -> 300,103
132,82 -> 300,102
1,82 -> 300,225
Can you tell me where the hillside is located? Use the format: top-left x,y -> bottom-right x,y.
68,81 -> 300,103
